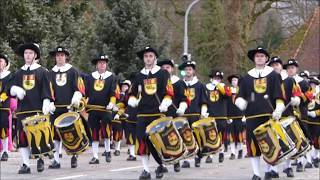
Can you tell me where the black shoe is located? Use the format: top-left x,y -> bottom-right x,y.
264,172 -> 272,180
18,164 -> 31,174
114,150 -> 120,156
139,170 -> 151,180
105,151 -> 111,162
205,156 -> 212,163
174,162 -> 180,172
89,157 -> 99,164
71,155 -> 77,168
291,160 -> 298,166
252,174 -> 261,180
59,154 -> 62,158
229,153 -> 235,160
37,158 -> 44,172
238,150 -> 243,159
126,155 -> 137,161
296,162 -> 304,172
312,158 -> 319,168
155,166 -> 164,179
218,153 -> 224,163
305,162 -> 313,169
270,170 -> 279,178
157,165 -> 168,173
181,161 -> 190,168
1,152 -> 8,161
195,157 -> 201,167
102,151 -> 106,156
48,160 -> 61,169
283,168 -> 294,177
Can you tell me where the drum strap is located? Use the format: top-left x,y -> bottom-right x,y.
137,113 -> 165,118
245,113 -> 271,120
16,110 -> 42,115
0,108 -> 10,111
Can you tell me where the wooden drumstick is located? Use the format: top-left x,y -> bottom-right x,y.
263,94 -> 275,111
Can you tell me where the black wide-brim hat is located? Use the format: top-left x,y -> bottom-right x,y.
283,59 -> 298,69
178,60 -> 196,70
120,80 -> 132,87
227,74 -> 241,83
209,69 -> 224,79
247,46 -> 270,62
309,77 -> 320,85
268,56 -> 283,66
91,54 -> 109,64
136,46 -> 158,60
0,53 -> 9,65
17,43 -> 41,60
49,46 -> 70,57
157,59 -> 174,67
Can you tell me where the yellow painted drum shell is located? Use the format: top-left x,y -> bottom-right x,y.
54,112 -> 89,155
192,117 -> 221,156
172,117 -> 199,158
254,119 -> 296,165
280,116 -> 310,159
22,114 -> 54,158
146,117 -> 187,164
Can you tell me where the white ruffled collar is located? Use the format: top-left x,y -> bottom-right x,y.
293,74 -> 304,83
52,63 -> 72,73
0,70 -> 11,79
183,76 -> 199,86
21,63 -> 41,71
247,66 -> 273,78
140,65 -> 161,75
280,70 -> 288,80
92,71 -> 112,80
171,75 -> 180,84
206,82 -> 225,90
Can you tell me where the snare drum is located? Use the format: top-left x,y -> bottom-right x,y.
54,112 -> 89,155
22,114 -> 54,158
146,117 -> 187,164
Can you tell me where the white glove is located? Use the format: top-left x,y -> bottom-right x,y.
272,103 -> 285,120
176,102 -> 188,116
241,116 -> 246,122
308,111 -> 316,118
227,119 -> 233,124
290,96 -> 300,106
42,99 -> 51,115
128,96 -> 139,107
159,98 -> 172,113
201,105 -> 209,118
235,97 -> 247,111
10,86 -> 26,100
49,102 -> 56,114
113,106 -> 119,112
106,102 -> 114,110
114,114 -> 120,120
71,91 -> 82,108
159,104 -> 168,112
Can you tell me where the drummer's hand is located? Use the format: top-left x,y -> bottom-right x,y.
128,96 -> 139,108
42,99 -> 51,115
235,97 -> 247,111
10,86 -> 26,100
241,116 -> 246,122
114,114 -> 120,120
71,91 -> 82,107
227,119 -> 233,124
112,106 -> 119,112
159,104 -> 168,112
308,111 -> 316,118
176,102 -> 187,116
272,110 -> 282,120
290,96 -> 300,106
49,102 -> 56,114
106,102 -> 114,110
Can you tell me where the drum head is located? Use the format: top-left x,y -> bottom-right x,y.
54,112 -> 80,127
146,117 -> 172,134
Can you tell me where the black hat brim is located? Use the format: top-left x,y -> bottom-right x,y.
17,43 -> 40,60
178,63 -> 195,70
247,49 -> 270,62
0,54 -> 9,65
49,50 -> 70,57
283,63 -> 298,69
91,58 -> 109,65
136,48 -> 158,59
227,74 -> 241,83
157,59 -> 174,67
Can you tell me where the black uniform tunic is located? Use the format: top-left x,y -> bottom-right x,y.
0,71 -> 13,138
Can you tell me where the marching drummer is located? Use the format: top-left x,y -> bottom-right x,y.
268,56 -> 301,178
10,43 -> 55,174
0,53 -> 13,161
157,58 -> 188,172
205,69 -> 231,163
235,46 -> 285,180
226,74 -> 245,160
284,59 -> 314,172
128,46 -> 173,179
178,60 -> 208,168
85,54 -> 117,164
48,46 -> 85,169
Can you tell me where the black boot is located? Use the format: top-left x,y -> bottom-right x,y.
174,162 -> 180,172
59,154 -> 62,158
114,150 -> 120,156
89,157 -> 99,164
218,153 -> 224,163
105,151 -> 111,162
296,162 -> 304,172
1,152 -> 8,161
181,161 -> 190,168
205,156 -> 212,163
195,157 -> 201,167
71,155 -> 77,168
264,172 -> 272,180
37,158 -> 44,172
312,158 -> 319,168
229,153 -> 236,160
251,174 -> 261,180
139,170 -> 151,180
48,160 -> 61,169
305,162 -> 313,169
102,151 -> 107,156
270,170 -> 279,178
18,164 -> 31,174
155,166 -> 164,179
158,165 -> 168,173
126,155 -> 137,161
283,168 -> 294,177
238,150 -> 243,159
